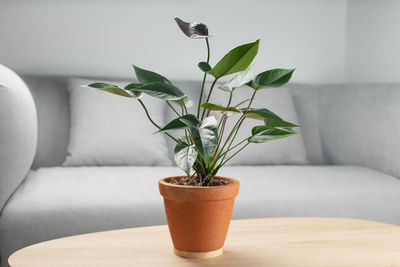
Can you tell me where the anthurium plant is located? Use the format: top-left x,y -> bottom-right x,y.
88,18 -> 298,186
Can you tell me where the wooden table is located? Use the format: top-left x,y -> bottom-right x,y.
8,218 -> 400,266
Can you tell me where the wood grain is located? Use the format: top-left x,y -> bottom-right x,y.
8,217 -> 400,267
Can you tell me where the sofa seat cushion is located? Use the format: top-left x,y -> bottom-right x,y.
1,165 -> 400,266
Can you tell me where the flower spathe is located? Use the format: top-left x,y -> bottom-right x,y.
174,17 -> 215,39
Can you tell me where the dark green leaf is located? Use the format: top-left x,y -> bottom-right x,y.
87,83 -> 133,98
157,114 -> 200,133
174,143 -> 197,176
264,118 -> 298,128
88,82 -> 118,89
189,116 -> 218,161
248,68 -> 295,90
248,126 -> 297,143
179,114 -> 201,128
243,108 -> 298,127
135,82 -> 186,101
198,62 -> 212,72
208,40 -> 260,78
124,83 -> 143,98
200,102 -> 240,113
132,65 -> 171,84
124,83 -> 142,90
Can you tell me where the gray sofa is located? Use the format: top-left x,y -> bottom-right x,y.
1,67 -> 400,267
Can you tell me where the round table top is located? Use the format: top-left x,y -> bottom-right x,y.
8,217 -> 400,267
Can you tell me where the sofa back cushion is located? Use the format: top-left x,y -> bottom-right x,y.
63,78 -> 172,166
0,65 -> 37,211
21,75 -> 70,169
288,83 -> 326,164
317,83 -> 400,178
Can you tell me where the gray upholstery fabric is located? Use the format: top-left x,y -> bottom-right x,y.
63,78 -> 172,166
21,76 -> 70,169
0,65 -> 37,213
317,83 -> 400,178
1,165 -> 400,266
288,83 -> 326,164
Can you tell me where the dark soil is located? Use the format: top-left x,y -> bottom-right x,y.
167,177 -> 229,187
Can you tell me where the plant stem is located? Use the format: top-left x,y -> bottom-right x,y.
184,129 -> 190,144
248,90 -> 257,108
217,138 -> 247,159
138,99 -> 178,143
217,114 -> 225,129
201,78 -> 218,120
219,90 -> 257,161
188,173 -> 196,183
182,101 -> 188,115
138,99 -> 161,129
197,38 -> 211,119
205,78 -> 218,103
167,101 -> 180,116
220,142 -> 250,166
218,115 -> 244,156
214,116 -> 227,156
206,38 -> 210,63
227,91 -> 233,107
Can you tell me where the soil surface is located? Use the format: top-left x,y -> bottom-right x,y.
167,177 -> 229,187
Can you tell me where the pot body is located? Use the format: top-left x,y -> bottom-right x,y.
159,176 -> 240,257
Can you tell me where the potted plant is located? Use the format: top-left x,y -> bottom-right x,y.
87,18 -> 298,258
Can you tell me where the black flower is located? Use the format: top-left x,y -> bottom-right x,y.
174,17 -> 215,39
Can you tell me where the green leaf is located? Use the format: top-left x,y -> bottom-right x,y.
208,40 -> 260,78
243,108 -> 298,128
242,108 -> 280,120
124,83 -> 142,90
198,62 -> 212,73
174,143 -> 197,176
88,82 -> 118,89
124,83 -> 143,98
179,114 -> 201,128
248,68 -> 295,90
87,83 -> 133,98
132,65 -> 171,84
248,126 -> 297,143
200,102 -> 240,113
157,114 -> 200,133
264,118 -> 299,128
135,82 -> 186,101
189,116 -> 218,161
218,66 -> 255,92
171,96 -> 194,108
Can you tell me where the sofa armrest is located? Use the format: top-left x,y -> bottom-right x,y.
0,65 -> 37,213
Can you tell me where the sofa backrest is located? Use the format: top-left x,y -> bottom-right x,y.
316,83 -> 400,179
21,75 -> 400,179
20,76 -> 330,169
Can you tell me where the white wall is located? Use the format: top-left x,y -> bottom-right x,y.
346,0 -> 400,82
0,0 -> 347,83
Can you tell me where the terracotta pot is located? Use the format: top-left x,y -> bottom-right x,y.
159,176 -> 240,259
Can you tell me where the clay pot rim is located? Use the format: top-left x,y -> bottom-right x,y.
159,175 -> 239,189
